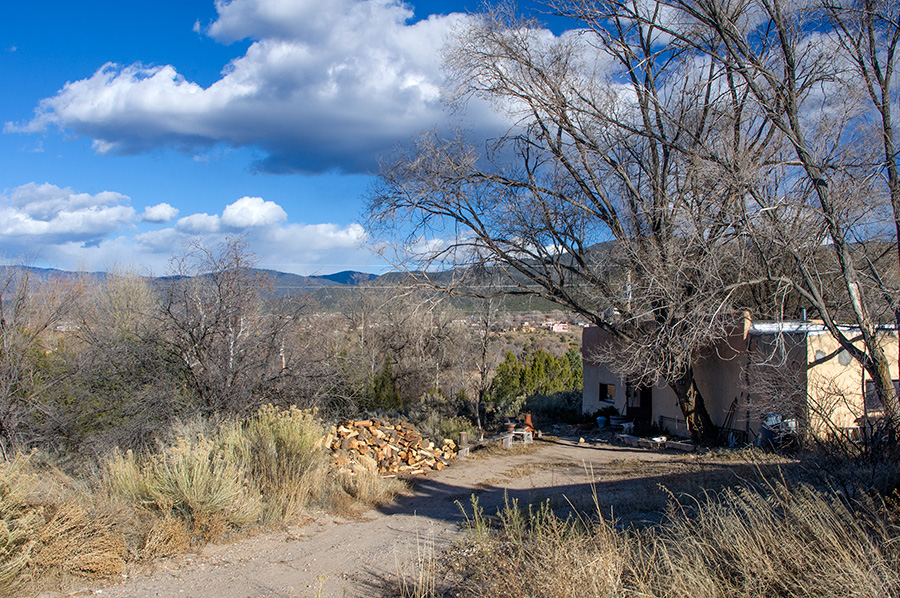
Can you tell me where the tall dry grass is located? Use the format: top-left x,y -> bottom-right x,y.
633,483 -> 900,597
0,405 -> 404,596
450,496 -> 625,597
435,483 -> 900,598
333,465 -> 406,514
0,454 -> 127,596
105,405 -> 404,540
105,435 -> 261,541
0,455 -> 39,595
219,405 -> 327,522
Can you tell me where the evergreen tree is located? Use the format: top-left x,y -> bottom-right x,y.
565,347 -> 583,391
488,351 -> 525,404
368,357 -> 402,410
488,347 -> 583,403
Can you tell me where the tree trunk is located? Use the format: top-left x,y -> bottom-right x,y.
671,367 -> 717,443
863,344 -> 899,437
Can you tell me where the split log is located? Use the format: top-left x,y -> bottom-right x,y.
327,417 -> 459,476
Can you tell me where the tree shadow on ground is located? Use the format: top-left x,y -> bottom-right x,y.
362,442 -> 800,598
374,441 -> 800,527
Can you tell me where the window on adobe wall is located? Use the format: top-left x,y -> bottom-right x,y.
600,383 -> 616,403
864,380 -> 900,413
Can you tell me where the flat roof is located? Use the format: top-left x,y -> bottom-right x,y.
750,321 -> 897,336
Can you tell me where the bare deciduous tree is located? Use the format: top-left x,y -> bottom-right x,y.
621,0 -> 900,429
369,5 -> 770,440
370,0 -> 900,440
0,265 -> 78,456
160,238 -> 295,415
67,267 -> 190,452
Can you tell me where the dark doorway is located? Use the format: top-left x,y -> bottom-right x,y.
626,384 -> 653,426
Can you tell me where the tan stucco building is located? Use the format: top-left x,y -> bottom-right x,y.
581,321 -> 899,442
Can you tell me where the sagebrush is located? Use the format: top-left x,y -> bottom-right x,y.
1,406 -> 403,596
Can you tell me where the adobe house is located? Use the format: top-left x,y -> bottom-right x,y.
581,319 -> 899,441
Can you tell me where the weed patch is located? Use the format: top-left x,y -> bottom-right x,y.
0,454 -> 128,595
219,405 -> 327,523
436,482 -> 900,598
0,406 -> 405,596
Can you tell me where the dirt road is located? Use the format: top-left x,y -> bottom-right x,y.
66,437 -> 741,598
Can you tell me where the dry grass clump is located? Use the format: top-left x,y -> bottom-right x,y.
29,503 -> 126,580
452,496 -> 625,597
219,405 -> 327,523
0,455 -> 40,595
0,406 -> 405,595
443,483 -> 900,598
698,445 -> 795,464
138,513 -> 191,561
332,467 -> 407,514
105,436 -> 261,542
633,484 -> 900,597
104,405 -> 404,540
0,454 -> 127,596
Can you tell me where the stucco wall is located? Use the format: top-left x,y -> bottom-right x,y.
581,326 -> 627,414
695,331 -> 749,430
582,323 -> 899,440
652,331 -> 752,437
652,331 -> 749,437
583,326 -> 752,434
650,384 -> 687,434
805,330 -> 899,433
582,360 -> 628,414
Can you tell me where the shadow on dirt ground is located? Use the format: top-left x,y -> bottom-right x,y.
376,437 -> 800,526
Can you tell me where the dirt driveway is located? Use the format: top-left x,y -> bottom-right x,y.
63,437 -> 763,598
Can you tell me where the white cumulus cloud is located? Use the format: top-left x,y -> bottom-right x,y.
137,196 -> 374,273
177,212 -> 221,234
221,196 -> 287,228
0,184 -> 383,275
7,0 -> 503,174
249,221 -> 371,272
0,182 -> 134,248
141,202 -> 179,223
269,222 -> 367,250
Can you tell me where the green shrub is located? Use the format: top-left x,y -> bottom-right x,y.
488,348 -> 583,405
436,416 -> 479,445
400,391 -> 479,444
524,390 -> 583,425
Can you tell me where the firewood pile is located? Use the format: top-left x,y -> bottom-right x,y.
325,418 -> 458,476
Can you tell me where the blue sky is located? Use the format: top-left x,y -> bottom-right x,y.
0,0 -> 562,276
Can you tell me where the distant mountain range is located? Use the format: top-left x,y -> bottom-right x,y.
253,269 -> 379,295
1,265 -> 379,291
0,265 -> 109,286
0,264 -> 563,313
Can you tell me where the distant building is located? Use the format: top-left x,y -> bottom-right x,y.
582,319 -> 899,442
